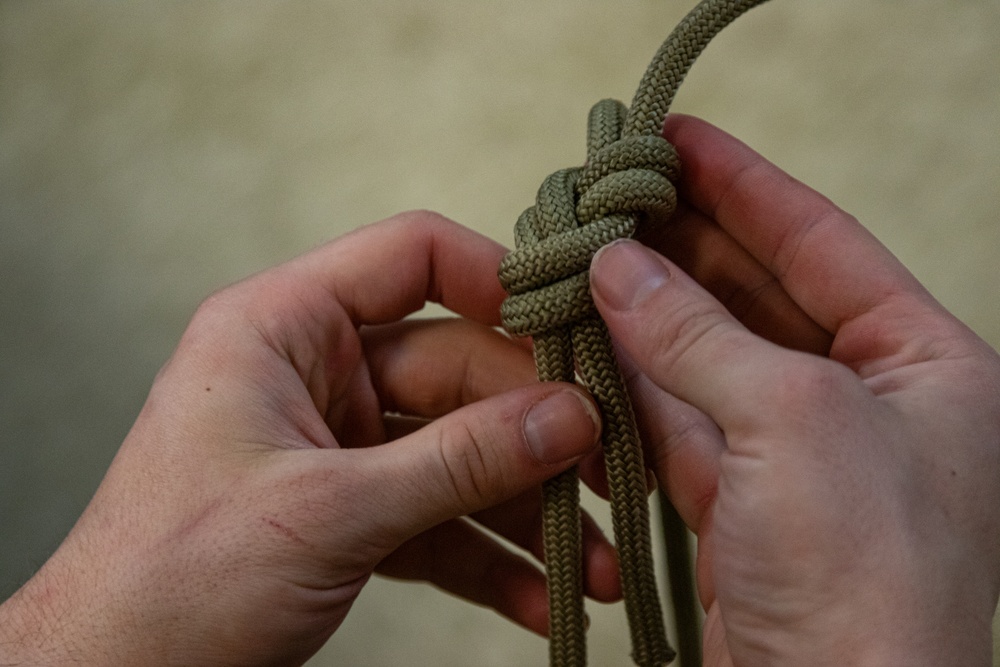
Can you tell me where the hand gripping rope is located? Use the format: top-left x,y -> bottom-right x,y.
498,1 -> 771,665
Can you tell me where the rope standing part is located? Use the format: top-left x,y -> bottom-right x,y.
498,1 -> 773,665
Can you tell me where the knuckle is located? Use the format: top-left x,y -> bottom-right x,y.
179,288 -> 240,350
720,275 -> 782,324
764,356 -> 857,414
646,296 -> 737,380
434,419 -> 500,511
388,209 -> 457,238
191,287 -> 235,326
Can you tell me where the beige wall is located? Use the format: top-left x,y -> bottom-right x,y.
2,1 -> 998,664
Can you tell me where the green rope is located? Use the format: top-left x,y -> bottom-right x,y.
499,1 -> 771,665
659,491 -> 701,666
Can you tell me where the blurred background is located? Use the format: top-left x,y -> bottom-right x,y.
2,1 -> 999,664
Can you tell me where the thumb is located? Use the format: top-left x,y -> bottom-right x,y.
358,384 -> 601,539
590,238 -> 794,432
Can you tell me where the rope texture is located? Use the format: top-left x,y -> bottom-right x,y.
498,1 -> 771,665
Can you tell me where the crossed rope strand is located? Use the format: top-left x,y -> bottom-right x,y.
499,1 -> 772,665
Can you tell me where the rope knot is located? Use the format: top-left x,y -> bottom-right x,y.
494,4 -> 772,664
498,99 -> 680,338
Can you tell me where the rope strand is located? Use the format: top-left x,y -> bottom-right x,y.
499,1 -> 772,664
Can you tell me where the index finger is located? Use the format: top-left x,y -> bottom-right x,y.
662,114 -> 929,333
193,211 -> 510,402
296,210 -> 510,326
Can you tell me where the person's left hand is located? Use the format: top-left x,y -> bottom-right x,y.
0,211 -> 619,666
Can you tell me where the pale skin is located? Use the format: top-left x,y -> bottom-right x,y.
0,213 -> 620,666
592,115 -> 1000,665
1,115 -> 998,665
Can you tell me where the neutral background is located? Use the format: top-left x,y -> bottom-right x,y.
2,1 -> 999,664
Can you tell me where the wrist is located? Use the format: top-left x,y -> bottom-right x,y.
0,550 -> 164,665
0,565 -> 90,664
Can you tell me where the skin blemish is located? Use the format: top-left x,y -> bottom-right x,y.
262,517 -> 310,548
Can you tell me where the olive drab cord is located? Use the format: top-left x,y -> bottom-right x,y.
498,1 -> 772,665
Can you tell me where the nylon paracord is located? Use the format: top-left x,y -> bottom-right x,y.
498,1 -> 772,665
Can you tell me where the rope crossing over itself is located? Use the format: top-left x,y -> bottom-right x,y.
498,1 -> 772,665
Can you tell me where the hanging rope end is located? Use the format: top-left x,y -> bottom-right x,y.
631,645 -> 677,667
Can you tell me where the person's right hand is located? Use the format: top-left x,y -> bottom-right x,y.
590,115 -> 1000,665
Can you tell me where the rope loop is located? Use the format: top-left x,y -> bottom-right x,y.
498,100 -> 681,337
497,3 -> 773,664
577,135 -> 681,221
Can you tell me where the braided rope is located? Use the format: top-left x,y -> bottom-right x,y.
499,1 -> 771,665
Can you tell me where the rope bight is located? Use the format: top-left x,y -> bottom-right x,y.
498,1 -> 772,665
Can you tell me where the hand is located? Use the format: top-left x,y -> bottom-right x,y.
590,115 -> 1000,665
0,212 -> 620,666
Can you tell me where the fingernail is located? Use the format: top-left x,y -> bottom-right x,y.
591,239 -> 670,311
523,389 -> 601,464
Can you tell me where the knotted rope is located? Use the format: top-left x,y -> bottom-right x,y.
498,1 -> 771,665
